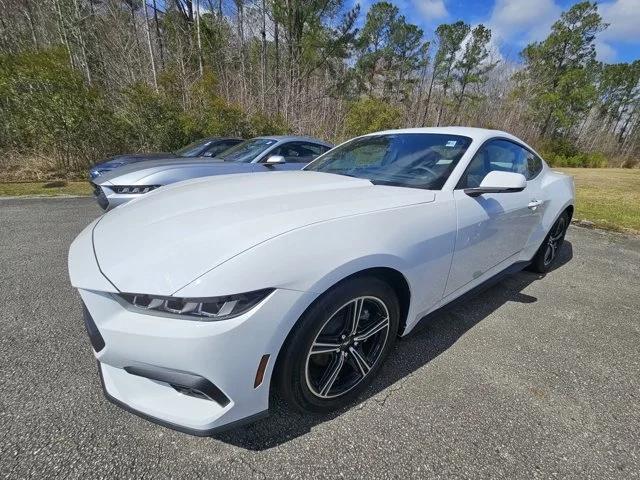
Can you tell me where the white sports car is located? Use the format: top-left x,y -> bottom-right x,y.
68,127 -> 575,435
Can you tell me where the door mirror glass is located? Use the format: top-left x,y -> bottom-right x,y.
265,155 -> 286,164
465,171 -> 526,197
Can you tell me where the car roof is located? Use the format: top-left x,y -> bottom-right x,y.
362,127 -> 522,143
200,136 -> 243,142
254,135 -> 333,146
357,126 -> 542,156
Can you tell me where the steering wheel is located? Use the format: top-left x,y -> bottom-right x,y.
407,163 -> 438,178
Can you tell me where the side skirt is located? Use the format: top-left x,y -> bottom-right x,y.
405,260 -> 531,337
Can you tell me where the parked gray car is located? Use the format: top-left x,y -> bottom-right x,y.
91,136 -> 333,210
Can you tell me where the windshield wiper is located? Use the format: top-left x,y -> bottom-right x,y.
369,179 -> 417,188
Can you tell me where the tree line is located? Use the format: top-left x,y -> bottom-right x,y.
0,0 -> 638,180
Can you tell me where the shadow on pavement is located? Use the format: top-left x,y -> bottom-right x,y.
214,242 -> 573,450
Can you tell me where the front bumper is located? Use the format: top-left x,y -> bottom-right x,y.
79,287 -> 314,435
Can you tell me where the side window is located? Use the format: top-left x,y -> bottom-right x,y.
301,143 -> 330,157
525,151 -> 543,179
270,143 -> 293,158
458,139 -> 537,188
204,141 -> 237,157
272,142 -> 324,163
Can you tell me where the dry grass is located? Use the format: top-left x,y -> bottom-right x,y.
556,168 -> 640,233
0,181 -> 92,197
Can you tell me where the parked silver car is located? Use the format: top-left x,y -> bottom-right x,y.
91,136 -> 333,210
89,137 -> 243,179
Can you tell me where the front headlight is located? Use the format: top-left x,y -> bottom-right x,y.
111,185 -> 160,194
117,289 -> 273,321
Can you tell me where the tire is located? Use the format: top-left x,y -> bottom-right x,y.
529,211 -> 569,273
276,275 -> 400,413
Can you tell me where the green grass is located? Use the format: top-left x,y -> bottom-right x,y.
0,181 -> 92,197
556,168 -> 640,234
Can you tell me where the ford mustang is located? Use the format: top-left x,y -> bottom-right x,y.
91,136 -> 332,210
68,127 -> 574,435
88,137 -> 243,179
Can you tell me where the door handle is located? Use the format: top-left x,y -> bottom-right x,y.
528,199 -> 543,210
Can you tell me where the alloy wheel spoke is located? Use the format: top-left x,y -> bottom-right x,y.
310,340 -> 341,355
354,317 -> 389,342
348,346 -> 371,377
349,298 -> 364,336
319,354 -> 346,396
545,240 -> 557,264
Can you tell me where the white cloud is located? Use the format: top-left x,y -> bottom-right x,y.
457,26 -> 505,65
413,0 -> 449,20
596,40 -> 617,62
487,0 -> 561,44
599,0 -> 640,43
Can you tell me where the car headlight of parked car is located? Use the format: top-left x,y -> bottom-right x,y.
117,289 -> 274,320
110,185 -> 161,194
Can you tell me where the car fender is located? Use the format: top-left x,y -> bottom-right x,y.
175,197 -> 458,335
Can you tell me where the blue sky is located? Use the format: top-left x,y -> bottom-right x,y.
352,0 -> 640,63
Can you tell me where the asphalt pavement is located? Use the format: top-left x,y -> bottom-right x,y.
0,197 -> 639,479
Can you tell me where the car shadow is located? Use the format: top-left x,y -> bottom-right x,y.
213,241 -> 573,450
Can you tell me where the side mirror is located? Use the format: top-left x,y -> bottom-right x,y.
464,171 -> 526,197
265,155 -> 286,165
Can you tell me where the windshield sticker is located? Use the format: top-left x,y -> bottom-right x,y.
445,140 -> 457,147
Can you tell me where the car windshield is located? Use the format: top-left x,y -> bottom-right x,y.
174,139 -> 211,157
305,133 -> 473,190
216,138 -> 277,163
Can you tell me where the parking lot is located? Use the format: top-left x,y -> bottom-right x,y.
1,196 -> 639,479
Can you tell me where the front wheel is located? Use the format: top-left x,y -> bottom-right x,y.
529,211 -> 569,273
277,276 -> 399,413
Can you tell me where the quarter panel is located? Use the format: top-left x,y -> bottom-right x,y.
519,168 -> 575,260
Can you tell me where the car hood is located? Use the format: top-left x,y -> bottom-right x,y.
92,171 -> 436,295
96,153 -> 175,169
95,157 -> 227,185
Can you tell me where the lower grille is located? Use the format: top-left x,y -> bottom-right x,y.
124,365 -> 231,407
82,304 -> 105,352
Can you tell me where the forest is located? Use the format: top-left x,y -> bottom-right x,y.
0,0 -> 639,180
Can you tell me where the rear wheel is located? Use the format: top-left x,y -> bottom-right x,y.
277,276 -> 399,413
529,211 -> 569,273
